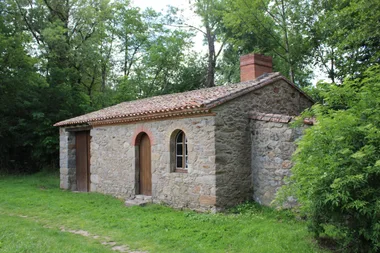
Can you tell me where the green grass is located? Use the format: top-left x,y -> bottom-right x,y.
0,172 -> 327,253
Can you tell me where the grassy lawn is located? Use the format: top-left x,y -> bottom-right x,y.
0,172 -> 327,253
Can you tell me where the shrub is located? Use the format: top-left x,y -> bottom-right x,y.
280,65 -> 380,252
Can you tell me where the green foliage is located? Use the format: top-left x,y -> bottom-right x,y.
220,0 -> 380,86
301,81 -> 334,104
0,0 -> 202,173
306,0 -> 380,83
0,0 -> 52,172
0,173 -> 327,253
221,0 -> 314,86
280,65 -> 380,252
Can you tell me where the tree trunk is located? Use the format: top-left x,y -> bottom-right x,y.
330,49 -> 335,83
206,25 -> 215,87
124,37 -> 128,76
280,0 -> 294,83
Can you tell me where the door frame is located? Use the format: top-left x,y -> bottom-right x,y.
75,130 -> 90,192
134,132 -> 152,196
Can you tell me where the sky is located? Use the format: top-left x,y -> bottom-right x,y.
131,0 -> 189,12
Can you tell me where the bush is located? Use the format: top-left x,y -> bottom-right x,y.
280,65 -> 380,252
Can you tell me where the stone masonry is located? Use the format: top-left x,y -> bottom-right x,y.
212,79 -> 312,208
250,120 -> 304,205
88,116 -> 215,211
59,128 -> 76,191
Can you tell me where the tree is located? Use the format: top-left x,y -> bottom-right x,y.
0,0 -> 51,171
3,0 -> 121,172
128,27 -> 195,97
113,7 -> 202,100
0,0 -> 207,173
114,53 -> 207,103
304,0 -> 380,83
191,0 -> 226,87
14,0 -> 118,109
222,0 -> 313,86
114,2 -> 147,77
280,65 -> 380,252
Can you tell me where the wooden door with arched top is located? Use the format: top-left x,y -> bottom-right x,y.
139,133 -> 152,195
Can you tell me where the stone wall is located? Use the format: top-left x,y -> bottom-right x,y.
59,128 -> 76,190
212,101 -> 252,208
89,116 -> 216,211
250,120 -> 304,206
212,79 -> 312,208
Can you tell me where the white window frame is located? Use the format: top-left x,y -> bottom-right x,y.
175,131 -> 188,171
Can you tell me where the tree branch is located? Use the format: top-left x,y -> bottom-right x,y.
215,39 -> 226,59
165,23 -> 206,36
83,22 -> 97,42
14,0 -> 42,45
69,18 -> 82,41
242,0 -> 288,53
43,0 -> 67,22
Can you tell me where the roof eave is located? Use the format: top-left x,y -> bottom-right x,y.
54,108 -> 214,127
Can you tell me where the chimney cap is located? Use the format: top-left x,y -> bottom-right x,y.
240,54 -> 272,68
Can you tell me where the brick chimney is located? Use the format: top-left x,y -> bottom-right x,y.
240,54 -> 273,82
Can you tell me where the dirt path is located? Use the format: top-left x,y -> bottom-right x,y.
59,226 -> 147,253
7,213 -> 147,253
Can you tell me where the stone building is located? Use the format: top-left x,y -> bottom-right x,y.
55,54 -> 313,211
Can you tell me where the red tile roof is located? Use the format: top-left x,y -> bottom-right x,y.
54,73 -> 312,127
249,112 -> 294,123
249,112 -> 315,125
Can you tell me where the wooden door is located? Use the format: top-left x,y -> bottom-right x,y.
139,133 -> 152,195
76,131 -> 90,192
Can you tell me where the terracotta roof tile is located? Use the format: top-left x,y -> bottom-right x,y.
303,118 -> 315,125
249,112 -> 294,123
249,112 -> 315,125
55,72 -> 312,127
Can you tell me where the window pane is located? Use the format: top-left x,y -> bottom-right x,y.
176,131 -> 183,144
185,143 -> 188,156
176,143 -> 183,155
176,156 -> 183,168
185,155 -> 188,168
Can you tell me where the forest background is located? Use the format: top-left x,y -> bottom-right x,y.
1,0 -> 379,173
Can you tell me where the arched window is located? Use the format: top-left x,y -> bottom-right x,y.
175,130 -> 188,170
